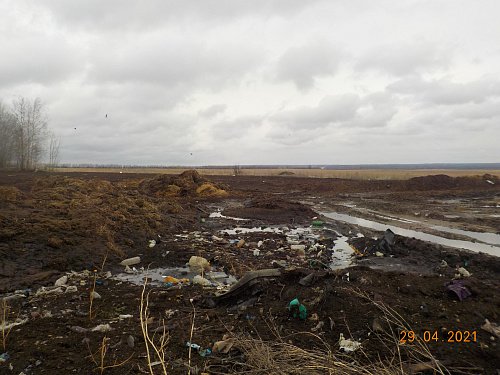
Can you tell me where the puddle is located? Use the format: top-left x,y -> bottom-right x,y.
115,266 -> 237,287
330,235 -> 357,270
322,212 -> 500,257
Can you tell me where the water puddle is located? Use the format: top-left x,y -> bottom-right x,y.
330,235 -> 357,270
115,266 -> 237,287
322,212 -> 500,257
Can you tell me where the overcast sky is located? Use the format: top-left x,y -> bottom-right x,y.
2,1 -> 500,166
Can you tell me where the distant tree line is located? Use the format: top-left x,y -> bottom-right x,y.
0,97 -> 60,170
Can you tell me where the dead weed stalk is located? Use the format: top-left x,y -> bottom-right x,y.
140,266 -> 169,375
1,299 -> 20,351
86,336 -> 133,373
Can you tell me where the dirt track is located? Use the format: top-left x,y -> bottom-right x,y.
1,169 -> 500,374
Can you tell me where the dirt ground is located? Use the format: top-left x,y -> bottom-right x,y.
1,169 -> 500,374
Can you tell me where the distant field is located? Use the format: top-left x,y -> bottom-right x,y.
52,167 -> 499,180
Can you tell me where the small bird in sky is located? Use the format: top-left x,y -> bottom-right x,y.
105,114 -> 108,118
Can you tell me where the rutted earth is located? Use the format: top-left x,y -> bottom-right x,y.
1,170 -> 500,374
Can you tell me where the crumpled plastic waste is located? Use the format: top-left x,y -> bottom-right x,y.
445,280 -> 471,301
186,342 -> 211,357
288,298 -> 307,319
481,319 -> 500,338
339,333 -> 361,352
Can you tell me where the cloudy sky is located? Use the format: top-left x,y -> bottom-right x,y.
1,1 -> 500,166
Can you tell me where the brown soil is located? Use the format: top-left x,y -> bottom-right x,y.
1,169 -> 500,374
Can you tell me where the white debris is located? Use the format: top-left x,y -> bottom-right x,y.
54,275 -> 68,286
457,267 -> 471,277
486,180 -> 494,185
91,291 -> 102,299
91,324 -> 113,332
339,333 -> 361,352
120,256 -> 141,266
149,239 -> 156,248
193,275 -> 212,286
65,285 -> 78,293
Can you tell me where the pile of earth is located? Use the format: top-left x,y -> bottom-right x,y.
221,196 -> 317,224
0,171 -> 229,293
404,174 -> 500,192
139,170 -> 229,198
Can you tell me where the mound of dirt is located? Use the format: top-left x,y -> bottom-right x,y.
406,174 -> 458,190
223,197 -> 317,224
406,173 -> 499,191
140,169 -> 229,197
0,185 -> 24,201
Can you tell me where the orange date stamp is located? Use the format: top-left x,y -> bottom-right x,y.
400,330 -> 477,343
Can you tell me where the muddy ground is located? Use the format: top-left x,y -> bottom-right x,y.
1,169 -> 500,374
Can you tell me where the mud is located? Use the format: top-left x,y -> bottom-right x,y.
1,170 -> 500,374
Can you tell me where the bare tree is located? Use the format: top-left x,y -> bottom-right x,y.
0,101 -> 17,168
47,130 -> 61,170
12,97 -> 48,170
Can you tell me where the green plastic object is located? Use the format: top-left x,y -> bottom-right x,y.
288,298 -> 307,320
312,221 -> 323,227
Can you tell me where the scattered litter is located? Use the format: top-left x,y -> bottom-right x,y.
312,221 -> 324,227
120,257 -> 141,266
186,342 -> 211,357
0,353 -> 10,362
445,280 -> 471,301
375,251 -> 384,257
189,256 -> 209,272
193,275 -> 211,286
91,324 -> 113,332
456,267 -> 471,277
486,180 -> 494,185
65,285 -> 78,293
119,314 -> 133,321
370,229 -> 394,254
253,249 -> 260,256
212,338 -> 235,353
311,321 -> 325,332
54,275 -> 68,286
299,272 -> 318,286
288,298 -> 307,319
339,333 -> 361,352
91,291 -> 101,299
481,319 -> 500,338
149,239 -> 156,248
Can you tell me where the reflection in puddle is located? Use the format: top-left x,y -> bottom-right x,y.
322,212 -> 500,257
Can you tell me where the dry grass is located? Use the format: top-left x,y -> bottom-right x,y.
208,288 -> 456,375
53,167 -> 499,180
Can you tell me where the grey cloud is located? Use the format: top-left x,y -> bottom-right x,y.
356,40 -> 452,76
388,76 -> 500,105
271,94 -> 361,129
198,104 -> 227,118
88,36 -> 261,90
275,41 -> 343,90
211,115 -> 263,141
42,0 -> 323,32
0,35 -> 81,87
